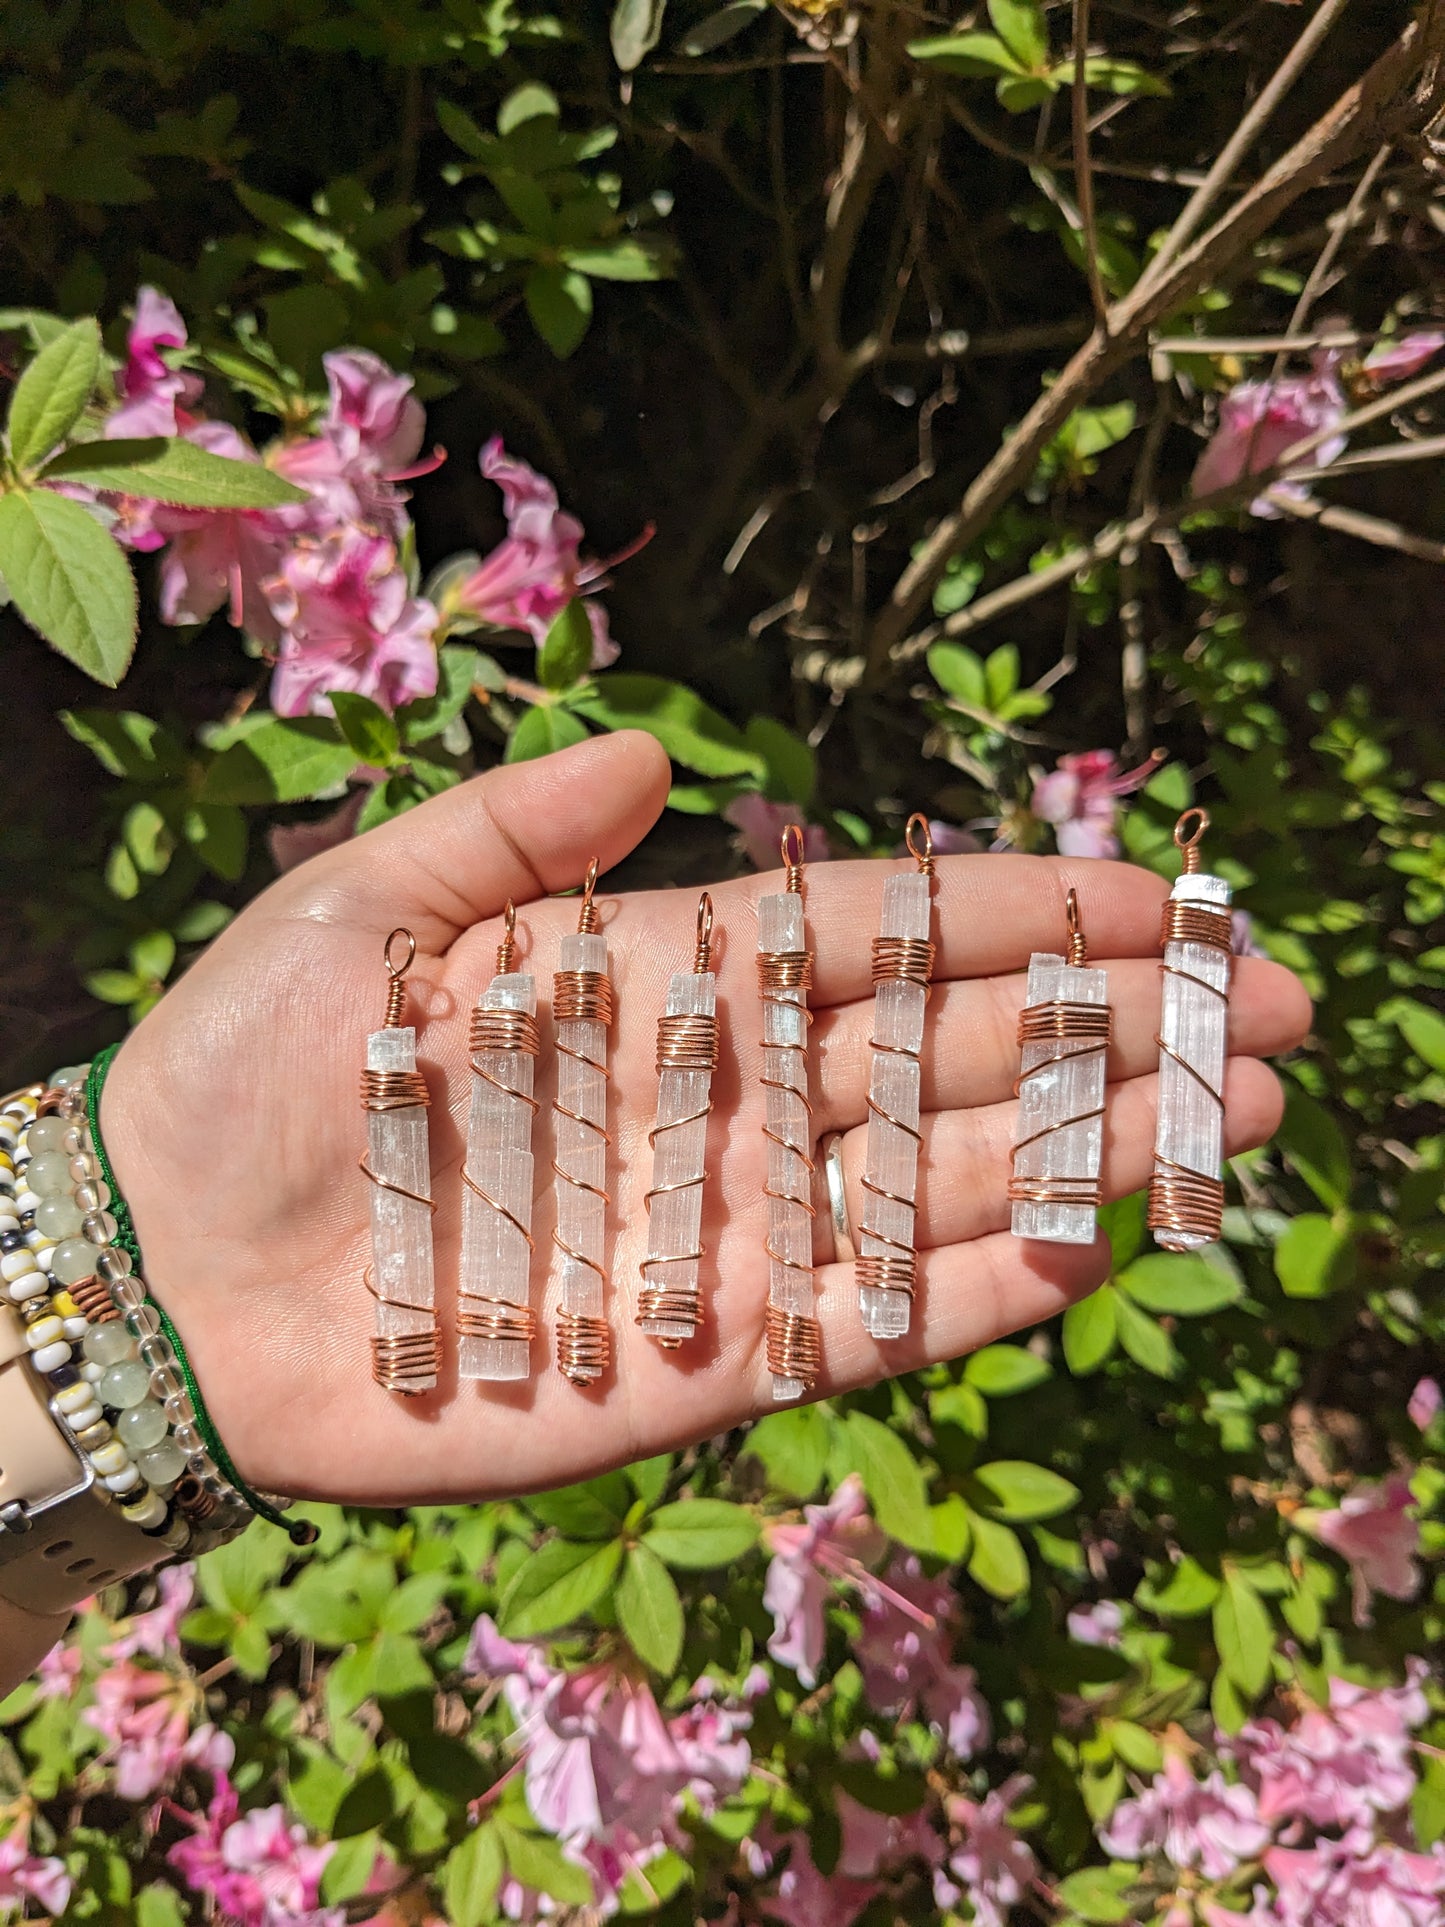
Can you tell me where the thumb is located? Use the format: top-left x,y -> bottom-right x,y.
313,729 -> 672,946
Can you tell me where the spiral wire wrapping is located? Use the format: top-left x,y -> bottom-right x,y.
870,937 -> 937,990
360,927 -> 440,1395
638,896 -> 718,1342
459,970 -> 541,1348
173,1473 -> 220,1525
552,860 -> 613,1382
765,1303 -> 823,1387
1007,1002 -> 1114,1207
70,1274 -> 121,1325
1147,810 -> 1233,1244
757,948 -> 817,1223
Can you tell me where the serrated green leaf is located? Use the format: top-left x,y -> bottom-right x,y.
498,1538 -> 622,1638
570,673 -> 762,778
966,1512 -> 1030,1599
1213,1570 -> 1273,1698
616,1543 -> 683,1673
1116,1252 -> 1241,1316
1062,1284 -> 1117,1374
842,1412 -> 933,1550
201,717 -> 358,804
7,317 -> 101,469
0,489 -> 137,684
963,1344 -> 1052,1396
643,1499 -> 759,1569
330,691 -> 402,768
443,1825 -> 505,1927
506,702 -> 590,763
39,436 -> 309,509
537,599 -> 594,692
969,1460 -> 1079,1523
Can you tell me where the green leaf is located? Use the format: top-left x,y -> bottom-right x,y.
39,437 -> 309,509
968,1460 -> 1079,1523
746,715 -> 815,806
1073,56 -> 1170,97
1116,1252 -> 1241,1316
1054,1866 -> 1135,1924
330,692 -> 402,768
85,968 -> 142,1006
931,1380 -> 989,1440
537,600 -> 594,693
527,1475 -> 631,1539
497,83 -> 559,135
1107,1720 -> 1163,1774
59,708 -> 182,780
611,0 -> 668,70
643,1498 -> 759,1569
679,0 -> 768,55
131,929 -> 175,984
202,717 -> 358,804
320,1832 -> 384,1905
966,1512 -> 1030,1599
1137,1554 -> 1221,1618
1274,1213 -> 1356,1299
744,1405 -> 830,1498
526,266 -> 593,359
627,1455 -> 672,1507
616,1543 -> 683,1673
135,1885 -> 187,1927
1279,1084 -> 1351,1210
1213,1570 -> 1273,1698
506,703 -> 590,763
571,673 -> 763,778
1062,1284 -> 1117,1374
373,1629 -> 435,1697
7,317 -> 101,469
927,641 -> 988,706
1114,1295 -> 1180,1378
496,1822 -> 593,1908
963,1345 -> 1052,1396
908,31 -> 1026,77
443,1825 -> 505,1927
497,1537 -> 622,1638
987,0 -> 1048,67
983,643 -> 1020,709
842,1413 -> 933,1550
183,803 -> 247,881
0,489 -> 137,684
1396,998 -> 1445,1073
398,645 -> 478,743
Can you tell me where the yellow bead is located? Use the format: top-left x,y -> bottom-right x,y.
52,1291 -> 80,1319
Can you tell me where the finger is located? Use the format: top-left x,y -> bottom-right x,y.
833,1056 -> 1284,1251
298,729 -> 672,949
811,953 -> 1310,1131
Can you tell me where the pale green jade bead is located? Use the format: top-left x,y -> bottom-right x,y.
99,1360 -> 152,1408
52,1237 -> 102,1285
25,1153 -> 74,1197
138,1440 -> 186,1486
118,1402 -> 168,1451
82,1323 -> 135,1368
26,1117 -> 69,1155
35,1194 -> 85,1241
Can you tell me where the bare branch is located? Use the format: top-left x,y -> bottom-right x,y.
1072,0 -> 1110,326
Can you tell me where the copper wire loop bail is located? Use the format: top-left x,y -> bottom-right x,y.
457,1297 -> 537,1346
381,926 -> 417,1027
1066,887 -> 1087,968
1148,1160 -> 1226,1240
1161,900 -> 1234,954
781,824 -> 807,894
372,1328 -> 443,1396
905,812 -> 936,877
69,1275 -> 121,1326
871,935 -> 937,991
556,1309 -> 610,1384
765,1304 -> 822,1388
694,891 -> 714,974
577,856 -> 601,934
495,899 -> 519,976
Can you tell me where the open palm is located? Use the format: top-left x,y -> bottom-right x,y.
100,732 -> 1310,1507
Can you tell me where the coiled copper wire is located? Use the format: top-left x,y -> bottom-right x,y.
655,1011 -> 720,1074
1007,888 -> 1113,1210
1160,902 -> 1234,953
470,1006 -> 542,1076
765,1304 -> 822,1388
69,1275 -> 121,1325
856,1251 -> 917,1301
1148,1160 -> 1226,1242
371,1328 -> 443,1395
172,1475 -> 219,1525
457,1297 -> 538,1346
871,937 -> 937,990
360,1067 -> 432,1111
556,1309 -> 610,1385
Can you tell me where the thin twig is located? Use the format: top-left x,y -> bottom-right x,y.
1264,491 -> 1445,560
1290,140 -> 1393,332
1150,330 -> 1381,357
1138,0 -> 1354,295
1072,0 -> 1110,326
1120,388 -> 1174,757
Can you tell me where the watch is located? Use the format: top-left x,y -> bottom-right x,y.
0,1299 -> 162,1616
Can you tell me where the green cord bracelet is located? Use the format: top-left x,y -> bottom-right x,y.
86,1045 -> 317,1548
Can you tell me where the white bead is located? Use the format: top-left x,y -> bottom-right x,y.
81,1362 -> 103,1383
63,1317 -> 89,1342
104,1466 -> 142,1495
53,1382 -> 94,1415
35,1249 -> 55,1274
0,1214 -> 19,1235
121,1491 -> 167,1530
1,1249 -> 37,1281
25,1316 -> 64,1350
8,1274 -> 47,1304
88,1441 -> 130,1478
31,1341 -> 73,1374
60,1400 -> 105,1434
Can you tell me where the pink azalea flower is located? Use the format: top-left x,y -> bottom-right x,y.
84,1659 -> 234,1802
1363,329 -> 1445,385
762,1476 -> 886,1688
151,422 -> 295,638
107,286 -> 203,440
264,526 -> 439,717
724,795 -> 831,873
1234,1668 -> 1427,1831
924,819 -> 983,856
104,1564 -> 195,1662
853,1554 -> 990,1758
1266,1833 -> 1445,1927
755,1827 -> 878,1927
1067,1600 -> 1125,1648
34,1640 -> 84,1701
437,439 -> 617,666
836,1790 -> 946,1879
1099,1752 -> 1270,1881
1308,1473 -> 1421,1627
0,1823 -> 72,1918
170,1772 -> 340,1927
1031,748 -> 1162,859
941,1777 -> 1040,1927
322,349 -> 425,471
1190,359 -> 1347,515
1408,1377 -> 1442,1431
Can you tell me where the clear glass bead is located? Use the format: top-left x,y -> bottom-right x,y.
139,1337 -> 170,1371
58,1089 -> 87,1118
97,1246 -> 133,1284
118,1402 -> 168,1451
150,1365 -> 183,1402
82,1324 -> 135,1367
174,1422 -> 203,1455
75,1180 -> 111,1214
99,1360 -> 151,1409
82,1210 -> 118,1245
112,1276 -> 145,1314
125,1304 -> 161,1341
67,1154 -> 96,1185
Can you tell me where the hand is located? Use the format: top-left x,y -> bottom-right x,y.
100,732 -> 1310,1507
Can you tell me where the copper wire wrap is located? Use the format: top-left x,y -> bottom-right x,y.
371,1328 -> 443,1396
856,1251 -> 918,1301
470,1005 -> 543,1071
495,898 -> 519,976
781,823 -> 806,897
457,1297 -> 538,1347
639,895 -> 717,1344
905,812 -> 936,877
871,936 -> 937,990
69,1275 -> 121,1326
765,1304 -> 823,1389
1147,809 -> 1232,1245
172,1475 -> 220,1525
556,1310 -> 611,1385
757,948 -> 817,1230
1008,890 -> 1112,1210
